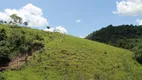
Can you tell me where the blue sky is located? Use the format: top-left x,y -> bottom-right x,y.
0,0 -> 142,37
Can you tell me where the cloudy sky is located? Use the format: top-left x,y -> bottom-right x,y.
0,0 -> 142,37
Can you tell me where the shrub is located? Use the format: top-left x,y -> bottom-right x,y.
0,73 -> 5,80
134,51 -> 142,64
0,28 -> 44,67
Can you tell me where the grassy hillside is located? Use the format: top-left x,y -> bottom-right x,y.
86,25 -> 142,64
0,24 -> 142,80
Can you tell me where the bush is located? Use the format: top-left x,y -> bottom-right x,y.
134,51 -> 142,64
0,28 -> 44,67
0,73 -> 5,80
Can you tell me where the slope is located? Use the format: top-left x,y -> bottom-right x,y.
0,24 -> 142,80
86,24 -> 142,64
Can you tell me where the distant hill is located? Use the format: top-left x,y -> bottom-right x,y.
86,24 -> 142,64
0,24 -> 142,80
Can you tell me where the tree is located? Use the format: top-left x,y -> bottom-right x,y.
0,29 -> 7,40
4,21 -> 7,24
23,22 -> 28,26
9,21 -> 13,25
47,26 -> 50,29
0,20 -> 3,24
10,14 -> 22,25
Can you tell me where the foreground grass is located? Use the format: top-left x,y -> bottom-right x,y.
0,24 -> 142,80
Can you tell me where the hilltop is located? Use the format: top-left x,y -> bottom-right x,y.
0,24 -> 142,80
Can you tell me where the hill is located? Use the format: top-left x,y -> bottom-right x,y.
86,24 -> 142,64
0,24 -> 142,80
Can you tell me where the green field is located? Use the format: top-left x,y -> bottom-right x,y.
0,24 -> 142,80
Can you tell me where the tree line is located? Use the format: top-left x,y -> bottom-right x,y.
0,14 -> 51,30
0,14 -> 28,26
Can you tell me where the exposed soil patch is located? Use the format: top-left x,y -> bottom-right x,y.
0,54 -> 28,71
0,44 -> 44,71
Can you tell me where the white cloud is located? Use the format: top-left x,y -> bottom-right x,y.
136,19 -> 142,25
55,26 -> 67,34
79,36 -> 84,38
44,28 -> 55,32
76,20 -> 81,23
113,0 -> 142,16
44,26 -> 67,34
0,3 -> 48,27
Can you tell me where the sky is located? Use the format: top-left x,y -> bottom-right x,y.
0,0 -> 142,37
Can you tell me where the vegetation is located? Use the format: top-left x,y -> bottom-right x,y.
0,24 -> 141,80
47,26 -> 50,29
10,14 -> 22,25
0,24 -> 44,68
23,22 -> 28,26
86,24 -> 142,64
0,14 -> 28,27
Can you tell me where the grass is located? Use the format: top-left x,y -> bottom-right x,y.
0,24 -> 142,80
